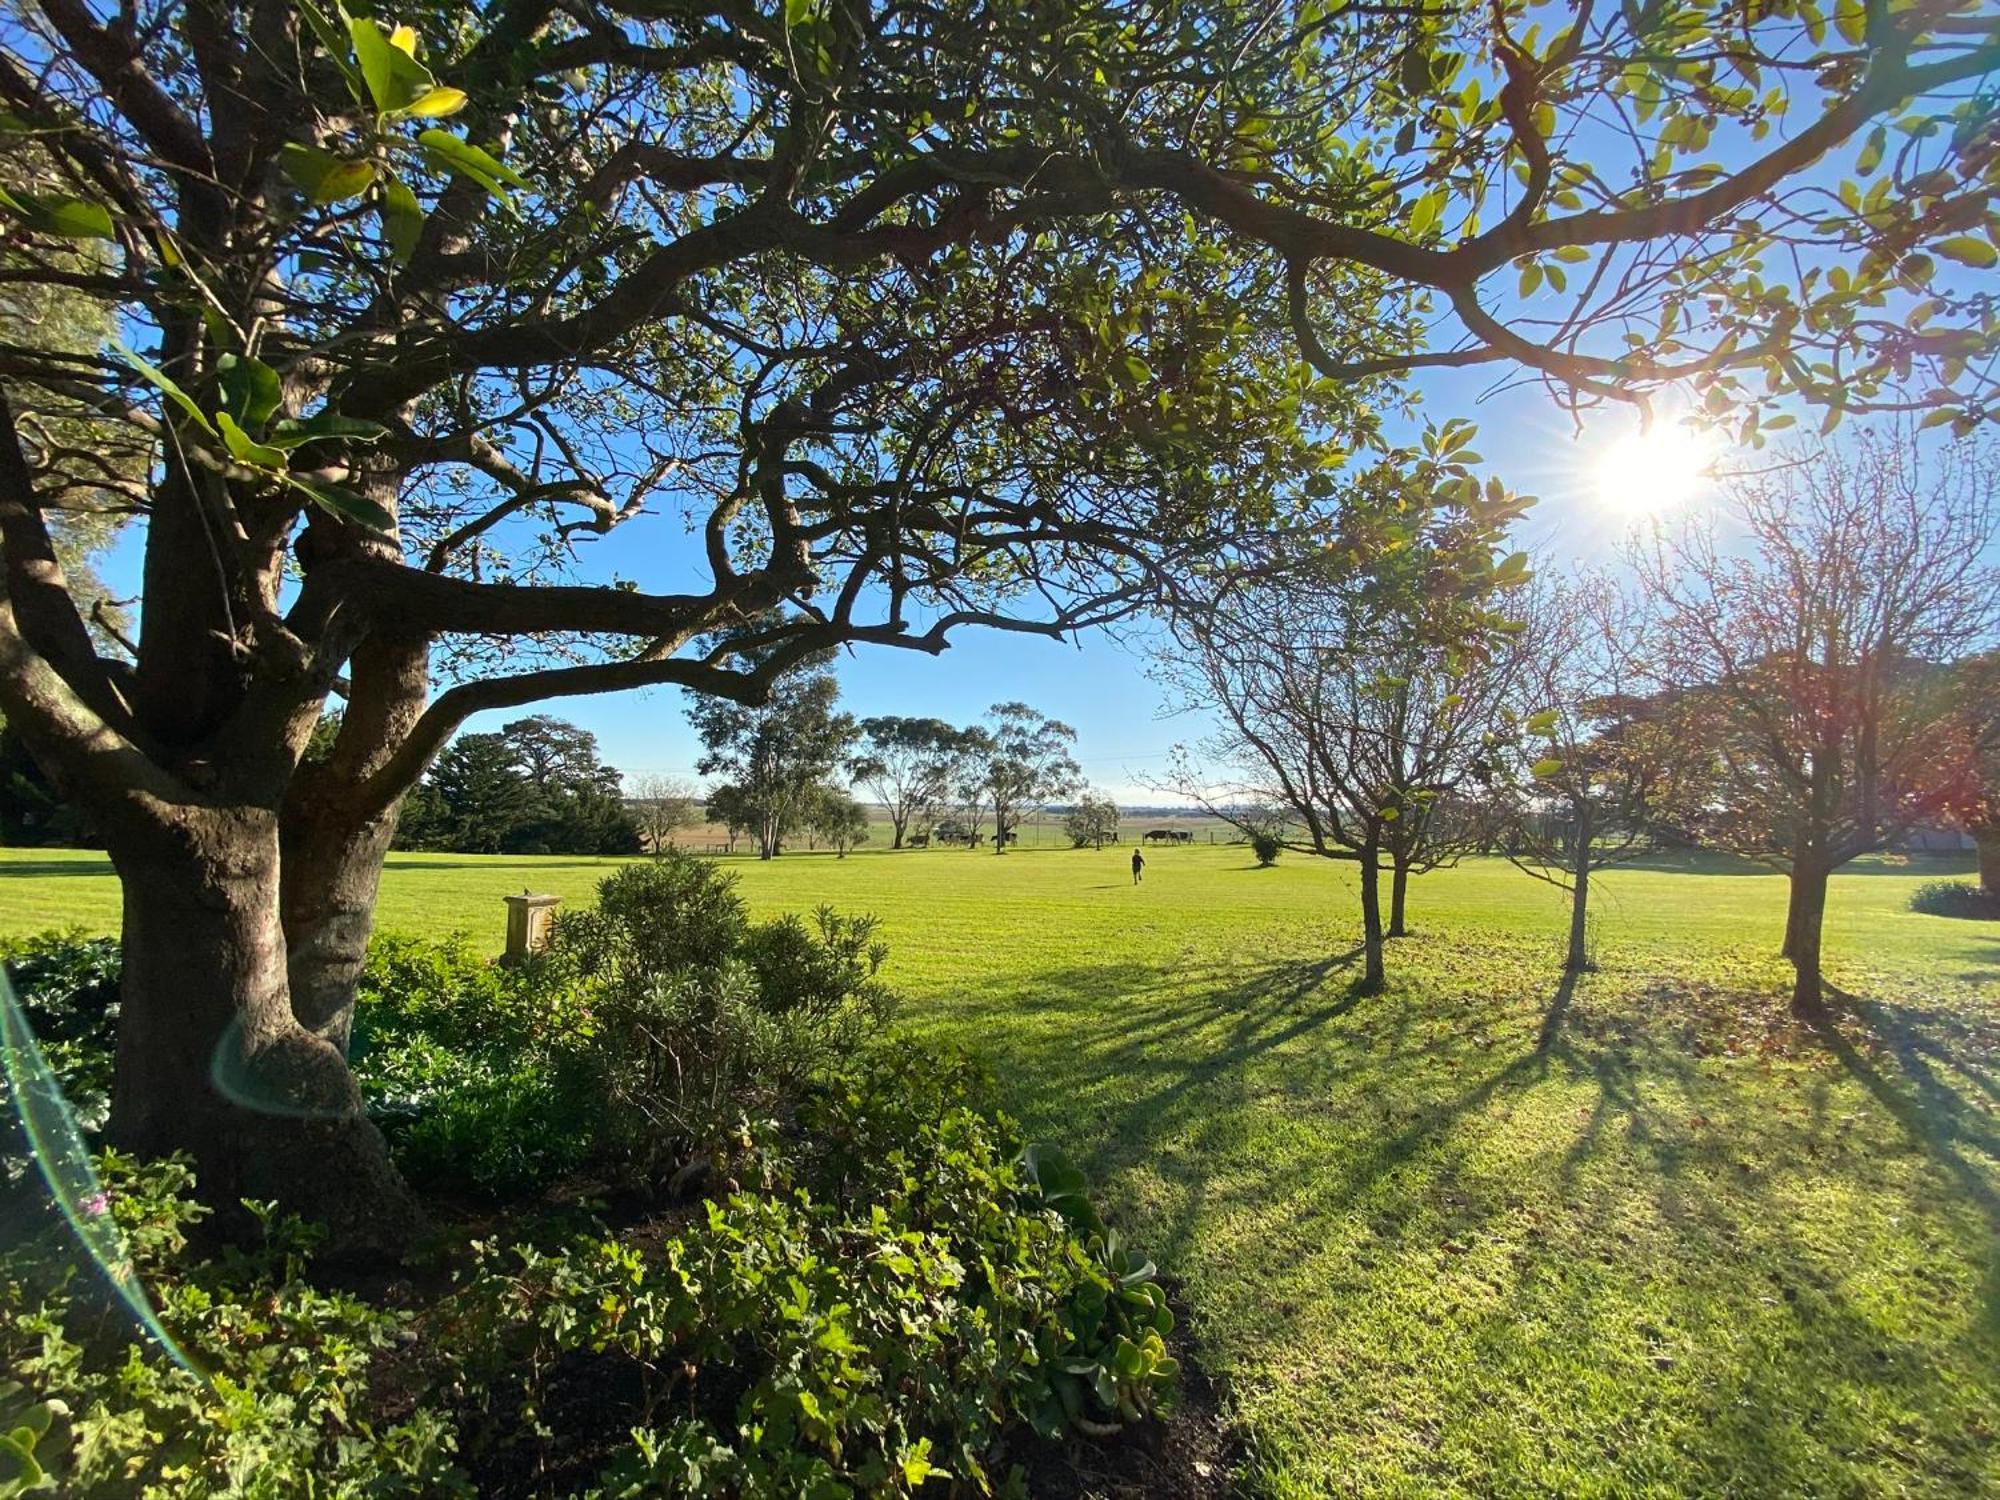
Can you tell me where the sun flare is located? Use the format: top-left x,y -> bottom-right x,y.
1594,423 -> 1716,517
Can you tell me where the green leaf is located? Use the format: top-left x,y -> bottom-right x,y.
288,476 -> 396,533
1518,261 -> 1543,297
280,144 -> 376,204
295,0 -> 365,101
379,173 -> 423,263
1532,757 -> 1566,778
349,13 -> 439,115
1408,191 -> 1442,239
400,85 -> 467,119
416,129 -> 527,212
113,340 -> 217,435
268,412 -> 388,450
216,413 -> 287,469
1855,125 -> 1885,175
1932,235 -> 1996,269
316,158 -> 377,205
1399,46 -> 1431,98
217,353 -> 282,430
2,190 -> 113,240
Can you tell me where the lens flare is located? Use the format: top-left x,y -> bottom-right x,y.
2,966 -> 193,1373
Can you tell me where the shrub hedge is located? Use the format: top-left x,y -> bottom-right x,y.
0,860 -> 1181,1496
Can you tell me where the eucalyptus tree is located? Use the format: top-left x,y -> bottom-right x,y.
848,716 -> 976,849
978,702 -> 1082,852
688,656 -> 857,860
1065,790 -> 1121,850
0,0 -> 1992,1237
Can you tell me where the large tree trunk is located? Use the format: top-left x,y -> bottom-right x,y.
106,806 -> 418,1257
281,632 -> 430,1053
1357,841 -> 1385,992
280,809 -> 400,1053
1387,856 -> 1410,937
1786,858 -> 1830,1018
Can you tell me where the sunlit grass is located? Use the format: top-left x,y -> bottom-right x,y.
3,841 -> 1995,1495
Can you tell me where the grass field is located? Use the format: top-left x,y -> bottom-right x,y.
4,842 -> 1997,1496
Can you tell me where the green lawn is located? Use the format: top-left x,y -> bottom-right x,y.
4,843 -> 1997,1497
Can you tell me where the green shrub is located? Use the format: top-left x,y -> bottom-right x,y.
1,932 -> 121,1134
448,1046 -> 1177,1497
0,1153 -> 472,1498
349,856 -> 901,1198
551,854 -> 899,1176
0,1050 -> 1176,1498
1909,880 -> 2000,919
1251,832 -> 1282,866
352,933 -> 598,1198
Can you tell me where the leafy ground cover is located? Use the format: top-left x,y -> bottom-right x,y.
3,843 -> 1995,1496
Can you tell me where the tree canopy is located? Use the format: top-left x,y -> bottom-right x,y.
2,0 -> 1995,1240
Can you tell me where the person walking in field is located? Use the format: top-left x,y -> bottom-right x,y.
1131,848 -> 1145,885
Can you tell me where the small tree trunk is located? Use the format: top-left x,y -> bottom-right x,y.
1565,803 -> 1593,973
1387,856 -> 1410,937
890,814 -> 905,850
1978,825 -> 2000,896
1566,864 -> 1591,973
106,808 -> 418,1256
1786,858 -> 1830,1018
1357,840 -> 1385,992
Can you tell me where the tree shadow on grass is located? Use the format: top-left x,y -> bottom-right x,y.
934,948 -> 2000,1489
1816,988 -> 2000,1238
380,858 -> 621,872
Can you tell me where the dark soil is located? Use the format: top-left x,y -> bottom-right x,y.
999,1287 -> 1246,1498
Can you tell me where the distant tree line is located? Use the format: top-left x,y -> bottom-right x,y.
393,716 -> 641,856
688,637 -> 1091,859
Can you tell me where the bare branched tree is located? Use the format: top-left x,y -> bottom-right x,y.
1634,433 -> 2000,1016
1499,574 -> 1695,973
1158,457 -> 1531,990
629,772 -> 701,852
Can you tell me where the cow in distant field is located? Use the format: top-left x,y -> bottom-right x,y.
1143,829 -> 1192,845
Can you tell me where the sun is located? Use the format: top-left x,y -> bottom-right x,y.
1593,422 -> 1716,517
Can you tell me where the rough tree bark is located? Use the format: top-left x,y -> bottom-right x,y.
106,804 -> 419,1255
1786,857 -> 1831,1018
1388,855 -> 1411,937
